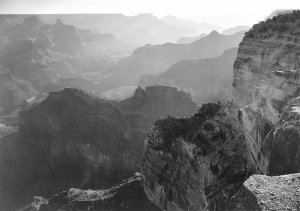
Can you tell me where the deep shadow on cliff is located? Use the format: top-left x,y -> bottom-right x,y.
142,102 -> 257,210
0,86 -> 197,210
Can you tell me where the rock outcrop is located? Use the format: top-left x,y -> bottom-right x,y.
0,86 -> 197,210
226,173 -> 300,210
142,103 -> 256,210
232,11 -> 300,175
121,86 -> 198,119
22,173 -> 161,211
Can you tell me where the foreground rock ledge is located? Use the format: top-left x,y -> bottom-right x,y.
226,173 -> 300,210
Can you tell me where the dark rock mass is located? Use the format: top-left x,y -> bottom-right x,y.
21,173 -> 161,211
226,173 -> 300,210
0,86 -> 197,210
142,103 -> 257,210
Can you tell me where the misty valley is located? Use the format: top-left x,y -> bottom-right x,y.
0,9 -> 300,211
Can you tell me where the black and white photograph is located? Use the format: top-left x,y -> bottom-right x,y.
0,0 -> 299,210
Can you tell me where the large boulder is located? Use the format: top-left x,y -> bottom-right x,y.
226,173 -> 300,210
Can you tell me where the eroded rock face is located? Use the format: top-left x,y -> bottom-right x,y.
22,173 -> 161,211
142,103 -> 257,211
226,173 -> 300,210
263,96 -> 300,175
232,11 -> 300,175
0,86 -> 197,210
233,12 -> 300,123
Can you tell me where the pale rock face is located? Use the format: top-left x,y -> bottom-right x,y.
237,107 -> 272,174
232,15 -> 300,174
226,173 -> 300,210
233,35 -> 300,124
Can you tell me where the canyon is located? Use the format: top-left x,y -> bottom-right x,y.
0,10 -> 300,211
98,31 -> 245,92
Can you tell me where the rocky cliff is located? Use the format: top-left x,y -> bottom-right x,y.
142,103 -> 257,210
142,11 -> 300,211
0,86 -> 197,210
232,11 -> 300,175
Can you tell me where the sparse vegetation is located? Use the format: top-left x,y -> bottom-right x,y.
246,10 -> 300,38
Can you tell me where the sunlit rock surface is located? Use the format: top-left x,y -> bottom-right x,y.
226,173 -> 300,210
22,173 -> 161,211
233,11 -> 300,175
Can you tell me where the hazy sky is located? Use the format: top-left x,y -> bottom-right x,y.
0,0 -> 299,27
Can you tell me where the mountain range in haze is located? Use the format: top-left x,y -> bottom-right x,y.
97,30 -> 246,93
